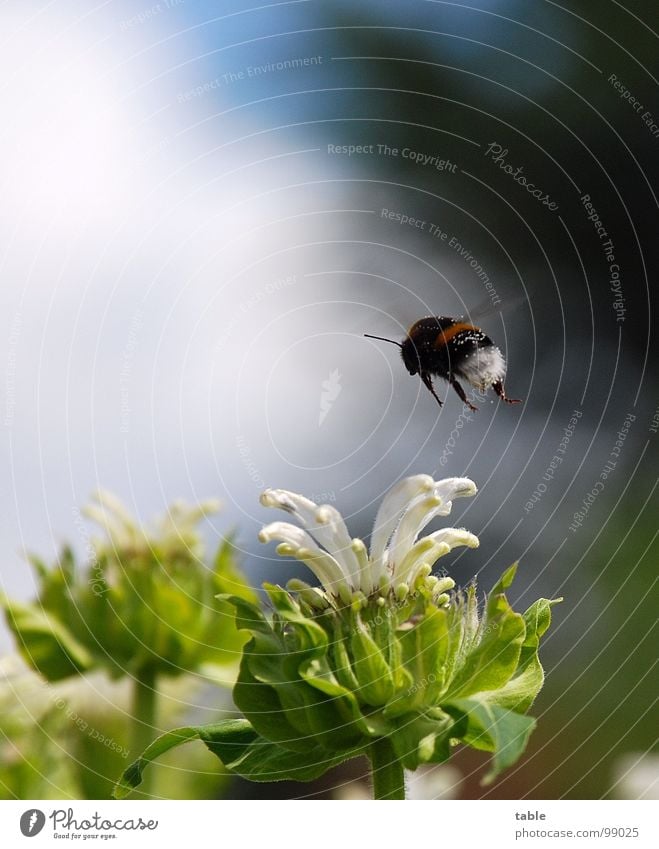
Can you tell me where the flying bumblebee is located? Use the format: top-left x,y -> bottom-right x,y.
365,315 -> 521,412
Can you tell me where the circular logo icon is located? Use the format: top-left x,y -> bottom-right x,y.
20,809 -> 46,837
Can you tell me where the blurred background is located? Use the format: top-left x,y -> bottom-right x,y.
0,0 -> 657,799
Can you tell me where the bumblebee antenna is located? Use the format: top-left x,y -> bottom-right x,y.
364,333 -> 403,348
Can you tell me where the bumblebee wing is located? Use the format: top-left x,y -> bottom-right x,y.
461,291 -> 528,324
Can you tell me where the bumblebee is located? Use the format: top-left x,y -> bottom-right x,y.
365,315 -> 520,412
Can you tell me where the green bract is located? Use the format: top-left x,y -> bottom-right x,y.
226,564 -> 558,782
115,567 -> 558,796
114,476 -> 561,798
2,491 -> 255,682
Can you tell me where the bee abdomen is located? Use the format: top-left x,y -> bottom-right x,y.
455,344 -> 507,390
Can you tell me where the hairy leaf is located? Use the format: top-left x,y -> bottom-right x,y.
446,697 -> 536,784
114,719 -> 363,796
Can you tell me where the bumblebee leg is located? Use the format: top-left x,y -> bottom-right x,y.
450,378 -> 478,412
492,379 -> 521,405
420,372 -> 443,407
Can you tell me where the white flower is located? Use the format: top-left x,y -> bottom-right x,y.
82,489 -> 221,556
258,475 -> 479,607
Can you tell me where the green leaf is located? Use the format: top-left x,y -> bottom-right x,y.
218,594 -> 272,638
388,605 -> 448,714
521,598 -> 559,663
445,603 -> 525,699
243,617 -> 359,747
480,597 -> 560,713
262,584 -> 331,655
206,729 -> 363,783
114,719 -> 363,796
350,617 -> 395,706
331,622 -> 360,692
232,647 -> 308,752
213,538 -> 259,604
114,725 -> 211,798
2,599 -> 94,681
445,697 -> 536,784
388,711 -> 458,770
232,591 -> 381,749
487,563 -> 518,607
473,656 -> 542,714
299,655 -> 373,739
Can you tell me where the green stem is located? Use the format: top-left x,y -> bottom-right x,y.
130,667 -> 158,796
369,737 -> 405,800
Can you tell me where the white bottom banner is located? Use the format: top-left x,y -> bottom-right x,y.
0,800 -> 656,848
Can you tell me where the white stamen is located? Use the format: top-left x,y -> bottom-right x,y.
350,538 -> 372,595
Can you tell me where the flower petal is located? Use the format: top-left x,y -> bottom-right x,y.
369,475 -> 435,582
386,478 -> 478,579
258,521 -> 347,594
432,477 -> 478,514
314,505 -> 362,584
423,528 -> 480,560
261,489 -> 359,582
393,526 -> 479,586
394,537 -> 451,586
258,520 -> 310,549
387,494 -> 444,578
260,477 -> 479,603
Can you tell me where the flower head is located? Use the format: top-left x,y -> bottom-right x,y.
259,475 -> 479,607
115,475 -> 562,798
3,492 -> 253,683
83,489 -> 222,560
